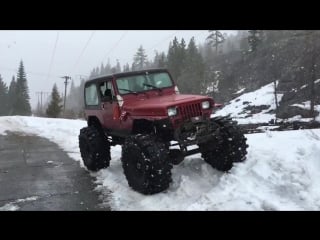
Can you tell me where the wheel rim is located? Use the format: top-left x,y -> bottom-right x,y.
126,146 -> 147,186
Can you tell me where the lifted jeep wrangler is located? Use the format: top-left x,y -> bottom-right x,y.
79,69 -> 248,194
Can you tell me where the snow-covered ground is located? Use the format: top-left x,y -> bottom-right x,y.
213,81 -> 320,124
0,196 -> 39,211
213,82 -> 284,124
290,101 -> 320,122
1,116 -> 320,210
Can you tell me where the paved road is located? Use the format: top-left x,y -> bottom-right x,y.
0,132 -> 110,211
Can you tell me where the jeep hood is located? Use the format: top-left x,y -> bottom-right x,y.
122,94 -> 212,116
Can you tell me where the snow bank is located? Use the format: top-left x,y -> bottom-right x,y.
0,196 -> 39,211
290,101 -> 320,122
291,101 -> 320,112
213,82 -> 283,124
95,129 -> 320,210
0,203 -> 19,211
1,116 -> 320,210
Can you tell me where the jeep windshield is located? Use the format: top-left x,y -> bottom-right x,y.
116,72 -> 173,95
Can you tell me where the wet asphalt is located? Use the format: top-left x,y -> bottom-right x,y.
0,132 -> 110,211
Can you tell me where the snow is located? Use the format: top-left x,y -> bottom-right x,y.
0,196 -> 39,211
0,203 -> 19,211
206,80 -> 219,94
212,82 -> 283,124
1,116 -> 320,210
299,79 -> 320,90
285,115 -> 314,123
291,101 -> 320,112
291,101 -> 320,122
15,196 -> 39,203
234,88 -> 246,94
300,84 -> 307,89
256,126 -> 280,130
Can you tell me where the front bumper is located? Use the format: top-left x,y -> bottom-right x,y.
173,116 -> 215,146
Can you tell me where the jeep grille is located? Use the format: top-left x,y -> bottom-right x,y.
178,103 -> 202,120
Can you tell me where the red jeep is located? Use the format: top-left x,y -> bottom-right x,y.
79,69 -> 247,194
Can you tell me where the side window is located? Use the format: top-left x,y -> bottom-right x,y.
99,80 -> 115,101
85,84 -> 99,106
107,81 -> 115,98
99,82 -> 107,97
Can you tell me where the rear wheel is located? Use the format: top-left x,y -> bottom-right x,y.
121,134 -> 173,195
79,126 -> 111,171
199,116 -> 248,171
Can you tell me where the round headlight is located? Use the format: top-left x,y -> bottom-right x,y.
167,107 -> 177,117
201,101 -> 210,109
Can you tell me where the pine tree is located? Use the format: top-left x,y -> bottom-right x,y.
179,38 -> 187,62
66,80 -> 76,109
95,67 -> 100,77
89,69 -> 95,78
0,75 -> 8,116
248,30 -> 262,52
133,45 -> 148,70
105,59 -> 112,74
153,51 -> 167,68
131,62 -> 136,71
239,30 -> 249,53
111,67 -> 117,74
100,63 -> 105,76
178,37 -> 205,94
90,67 -> 100,78
167,37 -> 186,82
79,78 -> 85,114
46,83 -> 63,118
206,30 -> 226,54
123,63 -> 130,72
7,76 -> 16,115
303,30 -> 319,119
13,60 -> 32,116
116,60 -> 121,73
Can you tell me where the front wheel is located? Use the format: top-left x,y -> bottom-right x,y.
121,134 -> 173,195
199,116 -> 248,171
78,126 -> 111,171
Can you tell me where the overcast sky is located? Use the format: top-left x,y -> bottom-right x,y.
0,30 -> 235,108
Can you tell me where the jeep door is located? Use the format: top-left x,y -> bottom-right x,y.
98,79 -> 120,131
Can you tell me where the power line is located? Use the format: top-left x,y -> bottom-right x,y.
72,31 -> 96,72
46,31 -> 59,81
147,30 -> 179,51
101,31 -> 128,64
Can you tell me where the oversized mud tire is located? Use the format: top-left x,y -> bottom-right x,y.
121,134 -> 173,195
79,126 -> 111,171
199,116 -> 248,172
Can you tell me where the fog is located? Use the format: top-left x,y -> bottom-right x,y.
0,30 -> 234,108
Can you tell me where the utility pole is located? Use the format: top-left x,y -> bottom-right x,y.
61,76 -> 71,112
36,91 -> 50,114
